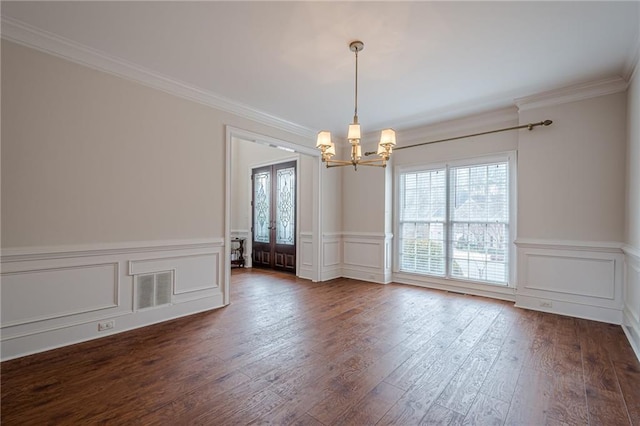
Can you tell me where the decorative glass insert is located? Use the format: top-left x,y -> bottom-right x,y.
253,171 -> 270,243
276,167 -> 295,245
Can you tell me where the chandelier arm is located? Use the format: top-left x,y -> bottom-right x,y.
324,162 -> 353,168
355,158 -> 387,165
323,159 -> 353,167
323,157 -> 386,168
353,162 -> 387,168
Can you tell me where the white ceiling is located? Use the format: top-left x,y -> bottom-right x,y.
2,1 -> 639,139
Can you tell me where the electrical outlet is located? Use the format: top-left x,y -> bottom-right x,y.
98,320 -> 115,332
539,301 -> 553,308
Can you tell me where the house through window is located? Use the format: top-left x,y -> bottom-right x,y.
397,155 -> 513,286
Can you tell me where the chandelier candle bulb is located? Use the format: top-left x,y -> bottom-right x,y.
348,123 -> 361,142
326,142 -> 336,157
377,143 -> 392,157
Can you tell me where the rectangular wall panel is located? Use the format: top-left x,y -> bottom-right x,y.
526,254 -> 615,299
344,241 -> 381,268
323,241 -> 341,267
515,241 -> 623,324
301,241 -> 313,267
1,263 -> 118,327
130,254 -> 219,295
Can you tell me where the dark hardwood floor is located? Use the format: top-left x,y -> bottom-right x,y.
2,269 -> 639,425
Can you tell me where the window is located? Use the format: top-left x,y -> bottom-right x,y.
397,155 -> 513,285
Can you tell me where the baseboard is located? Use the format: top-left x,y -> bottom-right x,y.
320,266 -> 342,282
514,294 -> 622,324
1,295 -> 223,361
342,266 -> 391,285
622,306 -> 640,362
393,272 -> 516,301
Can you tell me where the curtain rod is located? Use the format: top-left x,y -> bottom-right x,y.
364,119 -> 553,156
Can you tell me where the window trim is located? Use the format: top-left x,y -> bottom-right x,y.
393,151 -> 517,287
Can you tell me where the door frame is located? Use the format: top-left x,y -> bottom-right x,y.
225,126 -> 322,305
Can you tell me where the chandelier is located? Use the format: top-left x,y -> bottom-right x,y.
315,41 -> 396,170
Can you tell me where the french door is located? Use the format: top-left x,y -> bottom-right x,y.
251,160 -> 296,273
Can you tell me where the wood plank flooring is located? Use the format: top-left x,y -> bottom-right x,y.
2,269 -> 639,425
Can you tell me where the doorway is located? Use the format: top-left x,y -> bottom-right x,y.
251,160 -> 296,273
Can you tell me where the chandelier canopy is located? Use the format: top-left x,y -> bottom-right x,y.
316,41 -> 396,170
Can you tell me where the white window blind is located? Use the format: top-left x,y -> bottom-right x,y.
399,169 -> 446,276
398,158 -> 511,286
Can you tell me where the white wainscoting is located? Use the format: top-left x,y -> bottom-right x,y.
298,232 -> 315,281
0,239 -> 225,361
515,239 -> 624,324
342,233 -> 393,284
320,233 -> 342,281
623,245 -> 640,361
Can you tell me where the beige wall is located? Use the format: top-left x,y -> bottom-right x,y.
321,165 -> 342,233
341,161 -> 384,233
1,40 -> 311,248
518,92 -> 627,242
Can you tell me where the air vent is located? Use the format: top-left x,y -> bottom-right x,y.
135,271 -> 173,310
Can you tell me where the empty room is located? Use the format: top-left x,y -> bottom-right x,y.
1,2 -> 639,425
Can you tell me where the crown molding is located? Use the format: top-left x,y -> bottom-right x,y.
515,76 -> 629,112
0,16 -> 316,140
